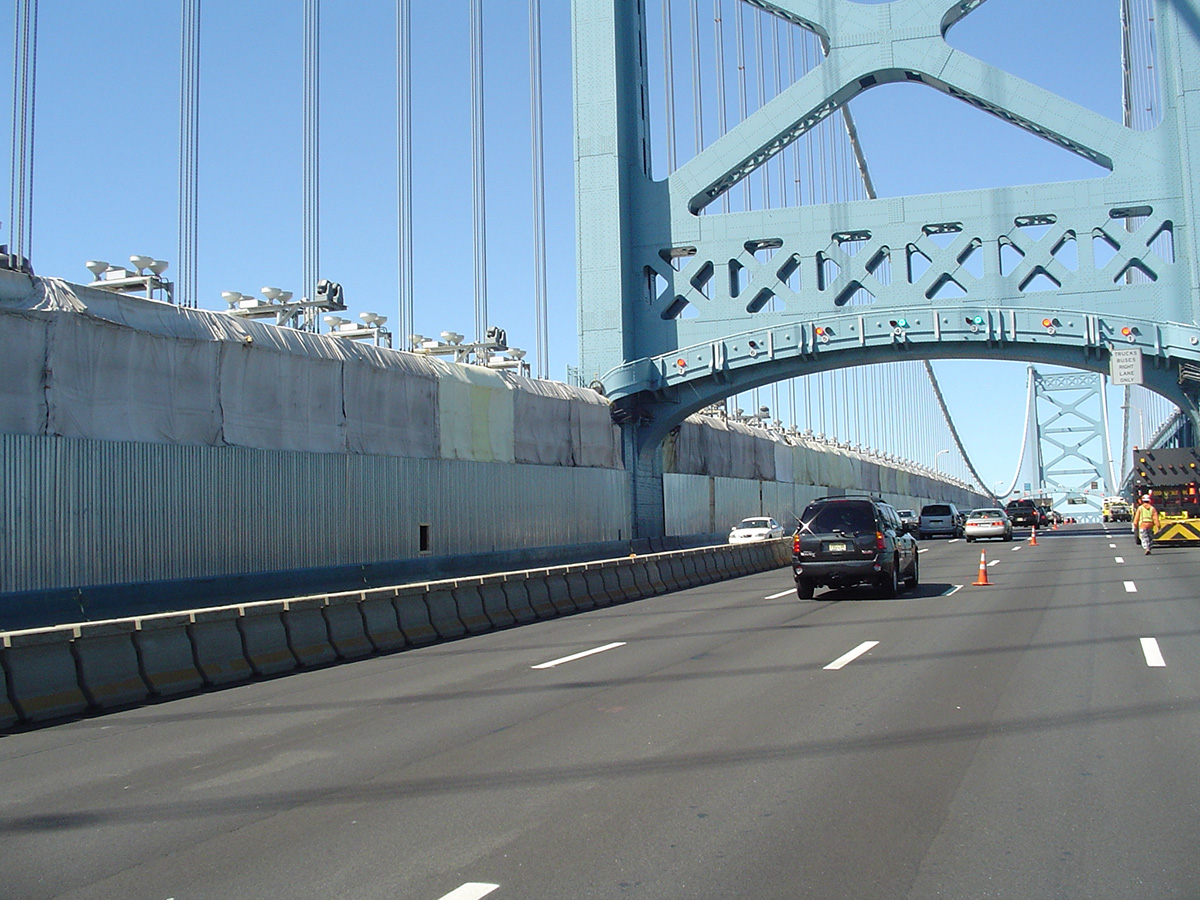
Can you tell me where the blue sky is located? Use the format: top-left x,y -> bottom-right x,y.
0,1 -> 1166,494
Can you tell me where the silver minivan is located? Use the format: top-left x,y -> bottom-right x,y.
918,502 -> 963,539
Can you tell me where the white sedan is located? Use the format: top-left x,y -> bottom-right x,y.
728,517 -> 786,543
964,508 -> 1013,542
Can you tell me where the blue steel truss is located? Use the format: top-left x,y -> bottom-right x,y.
573,0 -> 1200,535
1031,370 -> 1116,518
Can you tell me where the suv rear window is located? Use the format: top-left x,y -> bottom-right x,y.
921,504 -> 951,516
802,502 -> 876,534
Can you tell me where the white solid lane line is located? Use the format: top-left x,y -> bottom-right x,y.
532,642 -> 626,670
1115,557 -> 1125,564
1124,581 -> 1137,593
765,588 -> 796,600
943,585 -> 963,596
1140,638 -> 1167,668
437,884 -> 500,900
824,641 -> 880,671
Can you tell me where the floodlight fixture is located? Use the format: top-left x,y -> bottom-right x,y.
85,259 -> 110,278
129,254 -> 154,273
441,330 -> 464,345
148,259 -> 169,276
410,333 -> 426,346
508,348 -> 526,360
261,286 -> 284,302
278,291 -> 293,303
485,325 -> 507,349
221,291 -> 241,307
323,315 -> 348,328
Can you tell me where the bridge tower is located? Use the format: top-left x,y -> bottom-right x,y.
573,0 -> 1200,537
1026,369 -> 1117,518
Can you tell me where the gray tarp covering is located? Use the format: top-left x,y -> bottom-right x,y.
0,274 -> 983,503
0,275 -> 620,468
0,312 -> 48,435
343,347 -> 439,458
503,374 -> 621,468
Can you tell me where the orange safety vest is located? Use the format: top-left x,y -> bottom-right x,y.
1133,504 -> 1159,530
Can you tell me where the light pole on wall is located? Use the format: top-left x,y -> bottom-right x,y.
935,449 -> 950,474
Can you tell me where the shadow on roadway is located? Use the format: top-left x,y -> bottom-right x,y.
811,582 -> 957,603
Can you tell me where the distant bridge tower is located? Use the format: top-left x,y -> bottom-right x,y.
1024,369 -> 1117,518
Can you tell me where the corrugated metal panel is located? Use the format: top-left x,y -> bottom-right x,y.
0,434 -> 629,594
664,474 -> 714,535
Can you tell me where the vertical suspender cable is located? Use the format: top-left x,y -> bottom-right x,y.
753,7 -> 767,207
8,0 -> 37,266
771,15 -> 786,206
713,0 -> 729,212
177,0 -> 200,308
470,0 -> 488,340
529,0 -> 548,377
734,1 -> 749,209
689,0 -> 703,158
788,26 -> 802,206
801,32 -> 815,207
303,0 -> 320,317
396,0 -> 413,347
662,0 -> 677,173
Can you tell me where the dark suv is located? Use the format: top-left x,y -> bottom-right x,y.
791,496 -> 919,599
1005,498 -> 1039,527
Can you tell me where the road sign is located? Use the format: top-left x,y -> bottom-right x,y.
1110,348 -> 1144,385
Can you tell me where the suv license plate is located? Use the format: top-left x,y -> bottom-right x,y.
829,542 -> 847,552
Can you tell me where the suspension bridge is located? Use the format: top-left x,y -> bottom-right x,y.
0,0 -> 1193,593
8,6 -> 1200,898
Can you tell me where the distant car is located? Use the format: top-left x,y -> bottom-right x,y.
1005,498 -> 1040,527
964,508 -> 1013,542
728,517 -> 785,543
918,502 -> 963,539
896,508 -> 918,529
791,496 -> 918,599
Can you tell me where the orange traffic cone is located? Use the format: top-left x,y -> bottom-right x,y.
1029,524 -> 1038,546
972,550 -> 991,586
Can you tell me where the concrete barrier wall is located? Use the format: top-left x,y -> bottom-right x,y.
0,540 -> 790,729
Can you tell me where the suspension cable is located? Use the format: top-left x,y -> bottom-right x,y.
177,0 -> 200,308
9,0 -> 38,265
470,0 -> 488,340
303,0 -> 320,316
397,0 -> 413,347
528,0 -> 548,377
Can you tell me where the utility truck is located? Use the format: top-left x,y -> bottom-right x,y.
1101,496 -> 1132,523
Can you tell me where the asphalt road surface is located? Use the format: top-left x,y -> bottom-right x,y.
2,522 -> 1198,899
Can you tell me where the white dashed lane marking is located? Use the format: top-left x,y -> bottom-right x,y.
765,588 -> 796,600
532,642 -> 626,669
824,641 -> 879,670
1124,581 -> 1138,593
438,884 -> 499,900
1140,638 -> 1166,668
1115,557 -> 1125,564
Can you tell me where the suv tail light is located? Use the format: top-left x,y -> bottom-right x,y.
793,534 -> 801,554
876,531 -> 886,550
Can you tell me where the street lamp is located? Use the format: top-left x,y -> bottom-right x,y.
935,448 -> 950,473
